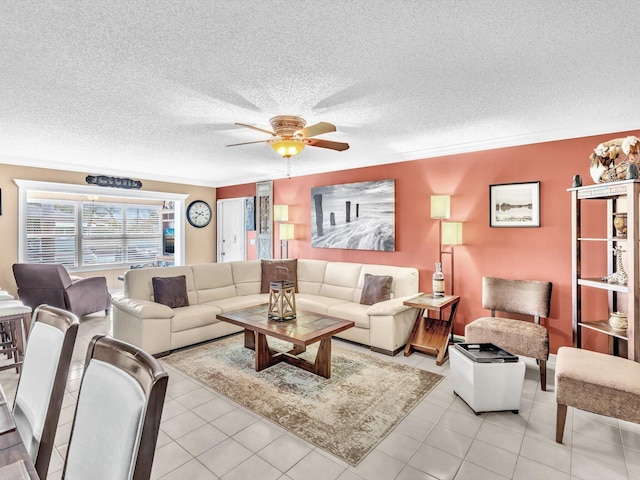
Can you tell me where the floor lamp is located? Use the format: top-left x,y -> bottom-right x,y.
440,221 -> 463,295
273,205 -> 289,258
273,205 -> 288,223
430,195 -> 451,264
279,223 -> 294,259
441,220 -> 463,343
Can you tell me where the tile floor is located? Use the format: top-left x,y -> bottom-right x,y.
2,310 -> 640,480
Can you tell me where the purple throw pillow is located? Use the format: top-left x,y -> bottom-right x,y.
152,275 -> 189,308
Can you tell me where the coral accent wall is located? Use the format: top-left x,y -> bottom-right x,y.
218,130 -> 638,355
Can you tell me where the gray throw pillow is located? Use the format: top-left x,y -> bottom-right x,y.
261,259 -> 298,293
360,274 -> 393,305
152,275 -> 189,308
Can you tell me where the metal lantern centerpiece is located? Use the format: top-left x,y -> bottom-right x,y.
268,266 -> 296,321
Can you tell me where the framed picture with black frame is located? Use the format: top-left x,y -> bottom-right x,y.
489,181 -> 540,227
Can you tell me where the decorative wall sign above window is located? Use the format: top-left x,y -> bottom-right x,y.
86,175 -> 143,189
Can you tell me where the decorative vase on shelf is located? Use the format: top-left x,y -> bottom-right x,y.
608,311 -> 628,331
613,213 -> 627,237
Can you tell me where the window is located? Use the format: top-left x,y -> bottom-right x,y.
81,202 -> 162,267
26,199 -> 163,268
16,180 -> 188,271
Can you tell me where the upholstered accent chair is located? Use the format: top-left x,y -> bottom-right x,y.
62,334 -> 168,480
13,263 -> 111,317
464,276 -> 553,390
13,305 -> 79,479
555,346 -> 640,443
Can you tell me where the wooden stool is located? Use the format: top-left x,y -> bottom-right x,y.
0,301 -> 32,374
555,346 -> 640,443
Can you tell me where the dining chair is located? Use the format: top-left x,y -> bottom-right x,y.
12,305 -> 79,479
62,334 -> 168,480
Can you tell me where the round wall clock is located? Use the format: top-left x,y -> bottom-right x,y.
186,200 -> 212,228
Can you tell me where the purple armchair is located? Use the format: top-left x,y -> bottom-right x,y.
12,264 -> 111,318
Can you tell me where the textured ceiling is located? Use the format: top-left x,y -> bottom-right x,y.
1,1 -> 638,187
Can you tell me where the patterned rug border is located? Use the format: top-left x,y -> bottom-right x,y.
162,334 -> 443,465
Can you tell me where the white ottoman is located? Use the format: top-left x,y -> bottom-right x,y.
449,343 -> 525,414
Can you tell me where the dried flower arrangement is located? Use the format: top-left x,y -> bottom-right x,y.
590,135 -> 640,182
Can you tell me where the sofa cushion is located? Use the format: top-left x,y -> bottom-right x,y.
297,259 -> 328,295
170,304 -> 222,333
152,275 -> 189,308
231,260 -> 261,296
126,266 -> 195,302
327,302 -> 371,329
319,262 -> 362,301
192,263 -> 238,304
295,293 -> 350,315
205,294 -> 267,313
261,259 -> 298,293
360,274 -> 393,305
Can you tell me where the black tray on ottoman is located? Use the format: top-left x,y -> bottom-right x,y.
454,343 -> 518,363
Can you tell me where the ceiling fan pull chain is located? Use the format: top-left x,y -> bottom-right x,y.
286,157 -> 291,178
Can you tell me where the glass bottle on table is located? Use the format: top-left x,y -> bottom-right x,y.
432,262 -> 445,297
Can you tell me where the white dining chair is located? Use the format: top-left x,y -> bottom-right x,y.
62,334 -> 168,480
12,305 -> 79,479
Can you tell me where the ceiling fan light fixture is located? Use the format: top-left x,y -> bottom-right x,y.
271,138 -> 305,158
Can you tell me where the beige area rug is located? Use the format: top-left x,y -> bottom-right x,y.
162,334 -> 443,465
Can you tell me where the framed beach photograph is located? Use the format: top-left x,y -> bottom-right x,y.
490,181 -> 540,227
310,179 -> 395,251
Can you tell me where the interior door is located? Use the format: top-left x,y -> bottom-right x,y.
216,198 -> 246,263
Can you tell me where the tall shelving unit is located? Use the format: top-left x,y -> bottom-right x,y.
570,179 -> 639,361
158,208 -> 175,267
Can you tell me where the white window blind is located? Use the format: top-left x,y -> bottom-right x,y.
26,200 -> 78,267
26,199 -> 162,269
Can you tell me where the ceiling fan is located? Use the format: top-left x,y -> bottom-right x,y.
226,115 -> 350,158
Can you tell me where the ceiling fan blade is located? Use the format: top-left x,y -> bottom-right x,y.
226,139 -> 272,147
297,122 -> 336,138
235,122 -> 276,136
306,138 -> 350,151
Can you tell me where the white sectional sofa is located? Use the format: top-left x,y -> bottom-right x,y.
112,259 -> 420,356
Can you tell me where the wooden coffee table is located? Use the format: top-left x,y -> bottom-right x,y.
216,305 -> 354,378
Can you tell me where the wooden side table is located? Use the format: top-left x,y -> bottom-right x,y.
403,294 -> 460,365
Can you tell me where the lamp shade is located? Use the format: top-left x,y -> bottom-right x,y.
271,139 -> 305,158
441,221 -> 463,245
279,223 -> 295,240
431,195 -> 451,219
273,205 -> 288,222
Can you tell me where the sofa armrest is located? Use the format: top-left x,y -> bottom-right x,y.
112,297 -> 174,355
366,293 -> 422,316
111,297 -> 174,319
367,294 -> 423,354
